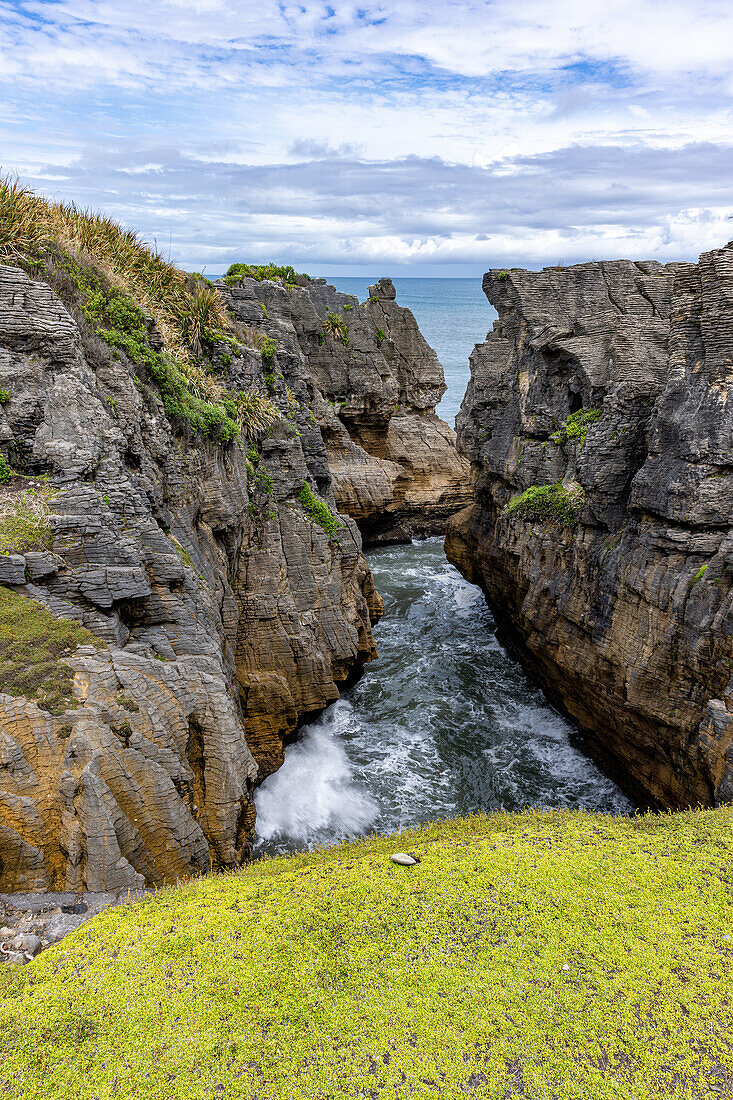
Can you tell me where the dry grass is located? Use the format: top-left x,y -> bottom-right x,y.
0,173 -> 228,399
0,484 -> 53,554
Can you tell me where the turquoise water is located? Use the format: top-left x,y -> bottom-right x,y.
254,277 -> 633,855
329,277 -> 497,426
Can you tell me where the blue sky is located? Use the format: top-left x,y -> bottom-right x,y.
1,0 -> 733,276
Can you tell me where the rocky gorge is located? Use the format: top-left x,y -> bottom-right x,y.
0,214 -> 468,895
446,245 -> 733,809
3,178 -> 733,913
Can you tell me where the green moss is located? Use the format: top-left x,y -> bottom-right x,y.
343,302 -> 353,311
0,585 -> 104,714
506,481 -> 584,527
496,270 -> 509,281
692,563 -> 709,584
0,389 -> 9,405
224,263 -> 310,287
0,455 -> 10,485
259,301 -> 269,319
297,482 -> 343,540
551,407 -> 601,449
3,809 -> 733,1098
375,327 -> 386,347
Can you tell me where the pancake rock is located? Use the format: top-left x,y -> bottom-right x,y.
0,255 -> 467,890
223,275 -> 471,543
446,248 -> 733,808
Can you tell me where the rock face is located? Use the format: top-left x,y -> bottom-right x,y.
224,276 -> 470,543
0,262 -> 463,891
446,249 -> 733,809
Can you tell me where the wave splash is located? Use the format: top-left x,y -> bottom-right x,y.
255,539 -> 633,855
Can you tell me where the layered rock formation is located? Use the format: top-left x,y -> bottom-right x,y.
446,249 -> 733,809
223,276 -> 470,543
0,260 -> 463,891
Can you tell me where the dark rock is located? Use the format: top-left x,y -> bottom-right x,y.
446,250 -> 733,808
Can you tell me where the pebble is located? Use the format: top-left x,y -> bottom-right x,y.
723,934 -> 732,942
390,853 -> 417,866
561,963 -> 570,971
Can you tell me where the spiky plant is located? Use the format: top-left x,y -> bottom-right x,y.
322,311 -> 349,347
227,392 -> 280,437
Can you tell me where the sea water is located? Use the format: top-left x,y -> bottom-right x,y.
254,280 -> 633,854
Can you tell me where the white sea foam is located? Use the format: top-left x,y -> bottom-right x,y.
255,538 -> 633,855
255,701 -> 379,850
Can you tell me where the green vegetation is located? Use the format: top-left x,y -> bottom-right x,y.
322,312 -> 349,347
375,327 -> 386,347
0,485 -> 53,552
297,481 -> 343,540
552,407 -> 602,449
506,481 -> 584,527
0,585 -> 103,715
496,270 -> 509,281
260,337 -> 278,392
369,294 -> 379,303
693,563 -> 710,584
343,302 -> 353,311
0,389 -> 9,405
259,301 -> 268,319
0,174 -> 269,445
2,809 -> 733,1098
0,455 -> 10,485
220,391 -> 279,437
223,262 -> 310,287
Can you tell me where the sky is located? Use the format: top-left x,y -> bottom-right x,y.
1,0 -> 733,277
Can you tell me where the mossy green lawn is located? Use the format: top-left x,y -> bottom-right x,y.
2,809 -> 733,1098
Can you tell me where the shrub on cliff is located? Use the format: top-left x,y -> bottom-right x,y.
551,407 -> 602,448
223,262 -> 310,287
0,175 -> 290,446
506,481 -> 584,527
297,481 -> 343,540
2,809 -> 733,1098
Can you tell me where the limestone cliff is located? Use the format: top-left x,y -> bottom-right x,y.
0,245 -> 463,890
222,274 -> 470,543
446,248 -> 733,809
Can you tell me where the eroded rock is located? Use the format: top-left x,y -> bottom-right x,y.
446,250 -> 733,808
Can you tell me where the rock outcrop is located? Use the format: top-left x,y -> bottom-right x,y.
446,248 -> 733,809
223,276 -> 470,543
0,258 -> 464,892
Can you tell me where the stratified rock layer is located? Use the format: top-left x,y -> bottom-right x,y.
223,276 -> 470,543
446,249 -> 733,808
0,262 -> 464,891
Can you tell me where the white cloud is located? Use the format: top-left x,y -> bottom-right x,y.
1,0 -> 732,272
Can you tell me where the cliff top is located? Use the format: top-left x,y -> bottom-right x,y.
2,807 -> 732,1097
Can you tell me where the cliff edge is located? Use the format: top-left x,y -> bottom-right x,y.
0,183 -> 467,890
446,248 -> 733,808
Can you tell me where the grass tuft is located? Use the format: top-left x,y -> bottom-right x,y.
322,311 -> 350,347
0,485 -> 53,552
